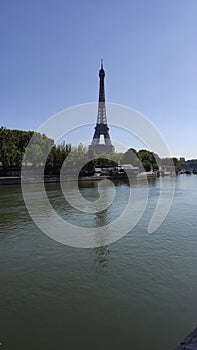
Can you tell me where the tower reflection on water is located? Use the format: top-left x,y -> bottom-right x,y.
94,208 -> 110,269
92,177 -> 157,270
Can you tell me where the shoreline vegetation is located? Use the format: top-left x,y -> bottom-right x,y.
0,126 -> 194,186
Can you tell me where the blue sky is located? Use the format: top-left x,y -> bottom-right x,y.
0,0 -> 197,159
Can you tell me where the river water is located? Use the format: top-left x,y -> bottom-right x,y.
0,175 -> 197,350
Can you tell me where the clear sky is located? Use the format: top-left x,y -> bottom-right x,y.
0,0 -> 197,159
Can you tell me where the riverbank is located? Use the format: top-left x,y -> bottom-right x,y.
0,175 -> 109,185
0,177 -> 21,185
0,173 -> 158,185
2,171 -> 193,185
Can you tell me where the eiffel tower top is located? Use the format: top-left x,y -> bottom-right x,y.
99,59 -> 104,76
98,59 -> 105,105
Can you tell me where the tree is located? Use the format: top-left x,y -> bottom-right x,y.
137,150 -> 159,171
121,148 -> 139,166
0,128 -> 54,171
45,142 -> 72,175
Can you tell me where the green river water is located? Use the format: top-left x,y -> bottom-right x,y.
0,175 -> 197,350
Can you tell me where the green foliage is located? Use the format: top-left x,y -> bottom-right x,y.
45,142 -> 72,175
24,133 -> 54,167
0,127 -> 180,176
121,148 -> 140,167
160,157 -> 180,167
137,149 -> 159,171
120,148 -> 160,171
0,127 -> 34,170
0,127 -> 54,171
172,157 -> 181,166
95,156 -> 117,168
120,148 -> 178,172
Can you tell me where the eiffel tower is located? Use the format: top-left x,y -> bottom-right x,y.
89,60 -> 115,154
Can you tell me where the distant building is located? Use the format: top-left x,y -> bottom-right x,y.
180,157 -> 185,163
179,158 -> 197,171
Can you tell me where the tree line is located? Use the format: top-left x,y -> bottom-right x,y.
0,127 -> 180,176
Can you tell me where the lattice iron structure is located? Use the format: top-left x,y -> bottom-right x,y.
89,60 -> 115,154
